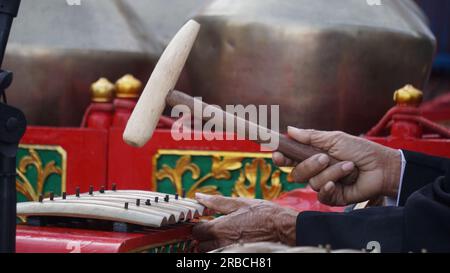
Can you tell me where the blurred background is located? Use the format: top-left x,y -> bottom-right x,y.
415,0 -> 450,99
3,0 -> 449,134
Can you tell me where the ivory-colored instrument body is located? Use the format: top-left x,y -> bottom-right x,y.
123,20 -> 201,147
17,190 -> 205,228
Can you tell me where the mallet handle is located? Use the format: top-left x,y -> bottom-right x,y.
167,90 -> 359,185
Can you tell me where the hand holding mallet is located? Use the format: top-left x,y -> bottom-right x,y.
123,20 -> 359,185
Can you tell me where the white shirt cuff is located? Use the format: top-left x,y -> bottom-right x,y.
385,149 -> 407,207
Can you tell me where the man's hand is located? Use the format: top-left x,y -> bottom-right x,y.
193,193 -> 298,252
273,127 -> 402,206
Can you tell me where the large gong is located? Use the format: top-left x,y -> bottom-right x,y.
188,0 -> 435,134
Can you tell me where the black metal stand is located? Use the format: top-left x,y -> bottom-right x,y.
0,0 -> 24,253
0,73 -> 26,253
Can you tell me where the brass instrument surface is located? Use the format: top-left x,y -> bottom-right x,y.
188,0 -> 435,134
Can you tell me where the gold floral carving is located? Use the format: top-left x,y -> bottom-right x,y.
153,150 -> 293,200
156,155 -> 201,197
233,158 -> 282,200
156,155 -> 243,198
16,146 -> 66,201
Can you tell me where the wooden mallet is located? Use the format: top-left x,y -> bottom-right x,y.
123,20 -> 359,184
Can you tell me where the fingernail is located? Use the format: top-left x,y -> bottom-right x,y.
324,182 -> 335,192
317,154 -> 329,165
342,162 -> 355,172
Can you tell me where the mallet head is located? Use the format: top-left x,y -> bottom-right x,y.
123,20 -> 201,147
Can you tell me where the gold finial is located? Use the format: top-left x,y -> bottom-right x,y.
91,77 -> 115,103
393,85 -> 423,106
115,74 -> 142,99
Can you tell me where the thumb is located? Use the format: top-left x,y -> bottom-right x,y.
195,193 -> 259,215
287,127 -> 337,151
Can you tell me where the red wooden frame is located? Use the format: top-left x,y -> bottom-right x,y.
21,127 -> 108,194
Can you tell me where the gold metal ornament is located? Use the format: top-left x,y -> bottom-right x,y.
115,74 -> 142,99
393,85 -> 423,106
91,77 -> 115,103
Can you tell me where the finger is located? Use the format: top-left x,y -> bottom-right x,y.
311,161 -> 355,189
309,161 -> 355,192
272,152 -> 297,167
317,181 -> 337,206
198,239 -> 234,253
318,181 -> 351,206
287,127 -> 315,145
195,193 -> 257,214
287,127 -> 342,151
291,153 -> 330,182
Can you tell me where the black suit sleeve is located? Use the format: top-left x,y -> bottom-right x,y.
398,150 -> 450,206
296,151 -> 450,253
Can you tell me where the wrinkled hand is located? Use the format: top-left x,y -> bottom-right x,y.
193,193 -> 298,252
273,127 -> 402,206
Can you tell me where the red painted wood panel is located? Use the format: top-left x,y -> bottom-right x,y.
368,136 -> 450,159
108,128 -> 266,190
21,126 -> 109,193
16,225 -> 193,253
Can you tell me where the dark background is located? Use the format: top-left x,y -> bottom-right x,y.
415,0 -> 450,99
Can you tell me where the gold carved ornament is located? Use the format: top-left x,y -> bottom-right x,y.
155,155 -> 201,197
156,155 -> 291,200
16,148 -> 62,201
393,84 -> 423,106
91,77 -> 115,103
115,74 -> 142,99
233,158 -> 283,200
